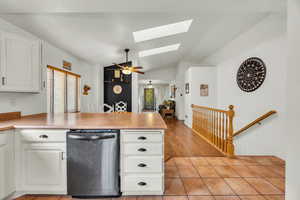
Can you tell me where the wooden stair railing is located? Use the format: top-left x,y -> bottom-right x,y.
191,104 -> 235,157
233,110 -> 277,137
191,105 -> 277,157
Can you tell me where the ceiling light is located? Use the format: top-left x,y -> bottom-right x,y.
133,19 -> 193,42
139,44 -> 181,57
122,68 -> 132,75
147,81 -> 153,88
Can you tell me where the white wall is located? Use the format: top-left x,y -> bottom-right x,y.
0,17 -> 99,115
175,61 -> 191,120
286,0 -> 300,198
184,67 -> 217,127
43,42 -> 99,113
139,66 -> 176,83
209,14 -> 287,159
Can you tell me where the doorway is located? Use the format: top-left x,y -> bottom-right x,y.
144,88 -> 155,111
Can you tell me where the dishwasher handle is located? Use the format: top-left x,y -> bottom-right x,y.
68,134 -> 115,141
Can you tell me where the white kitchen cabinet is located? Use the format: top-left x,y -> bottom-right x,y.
0,130 -> 15,200
0,31 -> 41,92
120,130 -> 164,195
21,143 -> 66,193
16,129 -> 67,194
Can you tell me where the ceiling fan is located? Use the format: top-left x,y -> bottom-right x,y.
113,48 -> 145,75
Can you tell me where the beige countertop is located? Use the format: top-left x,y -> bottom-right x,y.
0,112 -> 167,131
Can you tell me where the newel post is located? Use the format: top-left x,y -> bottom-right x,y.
227,105 -> 235,157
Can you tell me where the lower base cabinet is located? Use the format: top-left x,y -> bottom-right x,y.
120,130 -> 164,195
20,144 -> 66,193
16,130 -> 67,194
0,131 -> 15,200
4,128 -> 165,198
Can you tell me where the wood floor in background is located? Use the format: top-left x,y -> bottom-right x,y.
164,119 -> 223,158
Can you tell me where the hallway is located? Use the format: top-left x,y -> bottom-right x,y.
164,119 -> 223,158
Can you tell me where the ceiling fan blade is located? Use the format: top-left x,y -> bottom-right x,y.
133,70 -> 145,74
113,63 -> 125,69
132,66 -> 143,69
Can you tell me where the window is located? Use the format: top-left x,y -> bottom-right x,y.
133,19 -> 193,42
47,65 -> 81,113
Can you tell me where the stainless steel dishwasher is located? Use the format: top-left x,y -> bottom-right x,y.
67,129 -> 120,198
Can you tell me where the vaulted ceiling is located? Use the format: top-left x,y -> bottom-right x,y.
0,1 -> 285,71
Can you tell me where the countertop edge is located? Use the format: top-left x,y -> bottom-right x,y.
0,125 -> 167,131
13,126 -> 167,130
0,112 -> 168,131
0,125 -> 15,131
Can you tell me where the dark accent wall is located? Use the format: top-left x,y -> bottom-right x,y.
104,62 -> 132,112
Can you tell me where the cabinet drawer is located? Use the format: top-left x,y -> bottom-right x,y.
123,133 -> 162,143
123,143 -> 163,155
19,129 -> 66,142
124,156 -> 163,173
123,175 -> 163,192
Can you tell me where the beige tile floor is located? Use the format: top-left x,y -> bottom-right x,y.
15,156 -> 285,200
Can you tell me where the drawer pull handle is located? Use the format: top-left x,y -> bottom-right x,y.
138,163 -> 147,167
39,135 -> 48,139
138,182 -> 147,186
138,148 -> 147,152
138,136 -> 147,140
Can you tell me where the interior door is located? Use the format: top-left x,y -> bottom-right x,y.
144,88 -> 155,111
103,63 -> 132,112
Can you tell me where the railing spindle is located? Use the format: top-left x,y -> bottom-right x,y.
191,104 -> 235,157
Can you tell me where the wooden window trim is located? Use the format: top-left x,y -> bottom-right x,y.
47,65 -> 81,78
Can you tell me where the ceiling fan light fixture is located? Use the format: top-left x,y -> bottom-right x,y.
122,68 -> 132,75
113,48 -> 145,75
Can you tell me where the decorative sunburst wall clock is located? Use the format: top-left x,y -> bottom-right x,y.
236,57 -> 266,92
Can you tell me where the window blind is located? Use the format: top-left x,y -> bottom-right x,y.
47,65 -> 81,113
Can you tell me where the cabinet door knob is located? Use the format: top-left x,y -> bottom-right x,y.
138,163 -> 147,167
138,148 -> 147,152
138,182 -> 147,186
138,136 -> 147,140
39,134 -> 48,139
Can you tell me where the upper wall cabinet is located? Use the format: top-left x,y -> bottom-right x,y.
0,32 -> 41,93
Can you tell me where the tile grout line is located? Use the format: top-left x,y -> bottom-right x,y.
172,158 -> 189,196
226,163 -> 265,197
190,157 -> 219,198
262,177 -> 286,194
202,157 -> 241,198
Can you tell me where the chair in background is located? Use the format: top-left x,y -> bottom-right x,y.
159,100 -> 176,118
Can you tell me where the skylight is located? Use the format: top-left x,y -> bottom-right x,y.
138,44 -> 181,57
133,19 -> 193,42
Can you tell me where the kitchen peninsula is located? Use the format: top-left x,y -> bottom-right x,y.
0,112 -> 167,199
